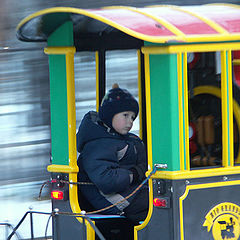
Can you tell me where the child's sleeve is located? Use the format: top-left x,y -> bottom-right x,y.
130,138 -> 147,182
81,139 -> 132,194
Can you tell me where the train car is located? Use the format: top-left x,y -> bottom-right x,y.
17,4 -> 240,240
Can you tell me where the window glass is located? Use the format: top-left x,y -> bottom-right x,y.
75,52 -> 96,128
188,52 -> 223,168
105,50 -> 139,136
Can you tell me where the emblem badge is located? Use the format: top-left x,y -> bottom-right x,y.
203,202 -> 240,240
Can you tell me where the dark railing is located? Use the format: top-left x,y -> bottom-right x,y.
4,209 -> 106,240
5,210 -> 52,240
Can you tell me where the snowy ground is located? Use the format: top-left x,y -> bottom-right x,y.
0,181 -> 52,239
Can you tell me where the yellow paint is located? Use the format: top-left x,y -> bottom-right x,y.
179,180 -> 240,240
134,53 -> 153,240
47,164 -> 78,173
221,51 -> 229,167
44,46 -> 76,55
86,220 -> 96,240
183,52 -> 190,170
65,48 -> 77,171
203,202 -> 240,239
137,50 -> 143,140
45,46 -> 98,238
177,53 -> 185,171
142,42 -> 240,55
143,54 -> 153,170
95,51 -> 100,112
227,51 -> 234,167
146,165 -> 240,180
17,6 -> 240,44
134,179 -> 154,239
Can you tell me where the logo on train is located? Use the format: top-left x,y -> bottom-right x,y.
203,202 -> 240,240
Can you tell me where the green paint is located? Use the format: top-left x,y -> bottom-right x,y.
42,13 -> 71,40
148,53 -> 180,171
47,21 -> 73,47
47,21 -> 73,165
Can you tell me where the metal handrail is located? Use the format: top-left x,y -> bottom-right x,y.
6,210 -> 52,240
6,209 -> 106,240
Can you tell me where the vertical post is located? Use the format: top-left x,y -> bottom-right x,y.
46,21 -> 74,166
30,212 -> 34,239
95,50 -> 106,111
221,50 -> 234,167
142,47 -> 180,171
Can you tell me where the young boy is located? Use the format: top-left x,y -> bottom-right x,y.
77,84 -> 148,223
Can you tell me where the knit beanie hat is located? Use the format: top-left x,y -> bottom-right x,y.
98,84 -> 139,128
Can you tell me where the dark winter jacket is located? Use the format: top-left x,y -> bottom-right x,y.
77,111 -> 147,215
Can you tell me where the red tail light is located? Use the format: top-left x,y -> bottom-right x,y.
153,198 -> 167,207
51,190 -> 64,200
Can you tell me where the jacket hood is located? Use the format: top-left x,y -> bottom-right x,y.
77,111 -> 118,152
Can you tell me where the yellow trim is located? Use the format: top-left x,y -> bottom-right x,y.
47,164 -> 78,173
95,51 -> 100,112
65,48 -> 77,171
177,53 -> 185,171
86,220 -> 96,240
233,59 -> 240,65
194,85 -> 240,164
144,54 -> 153,170
134,54 -> 153,239
137,50 -> 143,140
65,47 -> 84,224
221,51 -> 234,167
44,46 -> 76,55
183,52 -> 190,170
149,166 -> 240,179
167,5 -> 229,35
179,180 -> 240,239
134,178 -> 154,239
17,7 -> 240,44
142,42 -> 240,55
45,45 -> 97,237
221,51 -> 229,167
227,51 -> 234,166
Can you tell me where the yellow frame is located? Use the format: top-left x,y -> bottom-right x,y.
134,53 -> 154,239
141,42 -> 240,181
44,46 -> 95,240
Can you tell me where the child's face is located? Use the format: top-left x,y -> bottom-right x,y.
112,111 -> 135,135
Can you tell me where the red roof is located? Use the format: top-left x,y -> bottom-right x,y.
17,4 -> 240,43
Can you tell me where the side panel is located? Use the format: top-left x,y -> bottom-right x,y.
47,21 -> 73,165
149,54 -> 180,171
137,174 -> 240,240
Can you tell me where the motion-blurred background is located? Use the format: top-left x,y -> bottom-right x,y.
1,0 -> 239,239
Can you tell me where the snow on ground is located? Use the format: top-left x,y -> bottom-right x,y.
0,181 -> 52,239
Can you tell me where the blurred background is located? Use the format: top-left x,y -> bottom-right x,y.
1,0 -> 240,239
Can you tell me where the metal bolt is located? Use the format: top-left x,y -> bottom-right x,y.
223,176 -> 228,181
